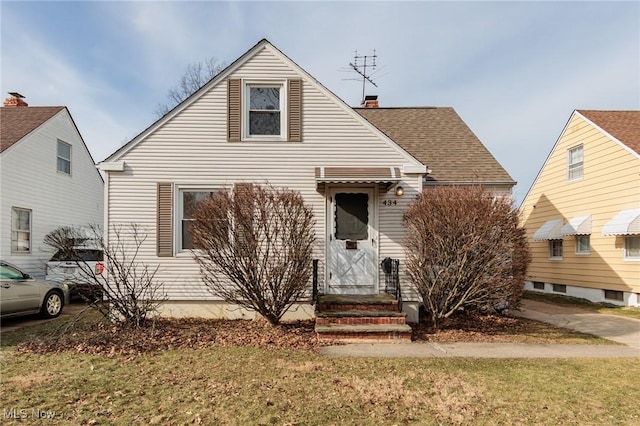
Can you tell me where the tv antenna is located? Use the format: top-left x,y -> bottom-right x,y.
349,49 -> 377,104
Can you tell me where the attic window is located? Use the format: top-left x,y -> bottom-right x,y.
245,82 -> 284,139
57,140 -> 71,175
227,79 -> 301,142
567,145 -> 583,181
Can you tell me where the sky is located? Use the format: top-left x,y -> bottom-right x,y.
1,1 -> 638,204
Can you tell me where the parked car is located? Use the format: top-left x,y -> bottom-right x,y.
45,246 -> 104,300
0,260 -> 70,319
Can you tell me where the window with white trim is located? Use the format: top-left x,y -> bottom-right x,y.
11,207 -> 31,253
575,235 -> 590,254
567,145 -> 583,181
245,82 -> 285,138
625,236 -> 640,260
57,140 -> 71,174
179,191 -> 217,250
549,239 -> 563,259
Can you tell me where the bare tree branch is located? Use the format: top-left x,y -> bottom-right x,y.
403,186 -> 530,328
190,184 -> 316,325
154,57 -> 225,117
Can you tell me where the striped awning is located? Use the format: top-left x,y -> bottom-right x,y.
533,219 -> 564,241
561,215 -> 592,236
602,208 -> 640,236
315,167 -> 402,185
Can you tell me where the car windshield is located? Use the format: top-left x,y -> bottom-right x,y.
50,249 -> 103,262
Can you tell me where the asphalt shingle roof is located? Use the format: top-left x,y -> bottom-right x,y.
578,110 -> 640,156
0,106 -> 64,153
355,107 -> 515,184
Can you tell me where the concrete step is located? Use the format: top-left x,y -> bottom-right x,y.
315,324 -> 412,342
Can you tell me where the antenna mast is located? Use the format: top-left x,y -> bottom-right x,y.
349,49 -> 377,104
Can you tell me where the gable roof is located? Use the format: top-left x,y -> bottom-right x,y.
103,39 -> 421,167
577,110 -> 640,156
0,106 -> 65,153
355,107 -> 515,184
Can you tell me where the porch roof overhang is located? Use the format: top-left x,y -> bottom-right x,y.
315,167 -> 402,190
561,215 -> 592,236
602,208 -> 640,236
532,219 -> 564,241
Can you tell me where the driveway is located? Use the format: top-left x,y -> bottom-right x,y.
0,301 -> 88,333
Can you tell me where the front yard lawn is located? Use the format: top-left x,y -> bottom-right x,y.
2,345 -> 639,425
1,310 -> 637,424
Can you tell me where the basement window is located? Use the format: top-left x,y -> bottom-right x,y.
604,290 -> 623,302
533,282 -> 545,290
552,284 -> 566,294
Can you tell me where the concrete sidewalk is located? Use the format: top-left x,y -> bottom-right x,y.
320,299 -> 640,358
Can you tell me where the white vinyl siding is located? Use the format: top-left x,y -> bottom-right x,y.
105,45 -> 423,301
0,110 -> 103,278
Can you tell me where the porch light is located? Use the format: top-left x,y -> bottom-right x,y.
395,186 -> 404,196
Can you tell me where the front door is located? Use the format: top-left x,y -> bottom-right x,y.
327,187 -> 377,294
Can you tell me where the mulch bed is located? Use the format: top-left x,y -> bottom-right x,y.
15,311 -> 541,357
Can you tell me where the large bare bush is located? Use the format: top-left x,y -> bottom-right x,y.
44,224 -> 166,327
404,186 -> 530,327
190,184 -> 315,325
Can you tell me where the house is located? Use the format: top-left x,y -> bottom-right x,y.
0,93 -> 104,278
520,110 -> 640,306
98,39 -> 514,323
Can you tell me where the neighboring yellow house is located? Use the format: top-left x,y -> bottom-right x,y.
520,110 -> 640,306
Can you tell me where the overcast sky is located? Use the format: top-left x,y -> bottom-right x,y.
2,1 -> 638,203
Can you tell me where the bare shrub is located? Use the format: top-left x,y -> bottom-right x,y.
403,185 -> 530,327
44,224 -> 166,327
190,184 -> 316,325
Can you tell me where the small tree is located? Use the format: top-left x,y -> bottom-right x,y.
44,224 -> 166,327
190,184 -> 316,325
404,185 -> 530,327
154,57 -> 225,117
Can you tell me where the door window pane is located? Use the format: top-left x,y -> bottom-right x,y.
335,193 -> 368,240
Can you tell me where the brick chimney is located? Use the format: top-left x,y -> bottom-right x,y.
4,92 -> 28,107
362,95 -> 379,108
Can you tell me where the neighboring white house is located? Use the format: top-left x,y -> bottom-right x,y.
0,93 -> 104,278
98,39 -> 514,322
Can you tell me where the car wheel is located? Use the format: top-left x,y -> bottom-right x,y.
40,291 -> 63,318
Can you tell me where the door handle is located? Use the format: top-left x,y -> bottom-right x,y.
372,238 -> 376,247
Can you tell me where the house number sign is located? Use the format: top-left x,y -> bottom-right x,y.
382,200 -> 397,206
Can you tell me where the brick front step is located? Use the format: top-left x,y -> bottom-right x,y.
315,324 -> 412,342
316,310 -> 407,326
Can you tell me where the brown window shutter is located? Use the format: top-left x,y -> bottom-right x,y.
227,79 -> 241,142
157,183 -> 173,257
288,79 -> 302,142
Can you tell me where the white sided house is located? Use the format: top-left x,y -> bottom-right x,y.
99,39 -> 514,324
0,94 -> 104,278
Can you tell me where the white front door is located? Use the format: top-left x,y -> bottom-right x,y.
327,187 -> 377,294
